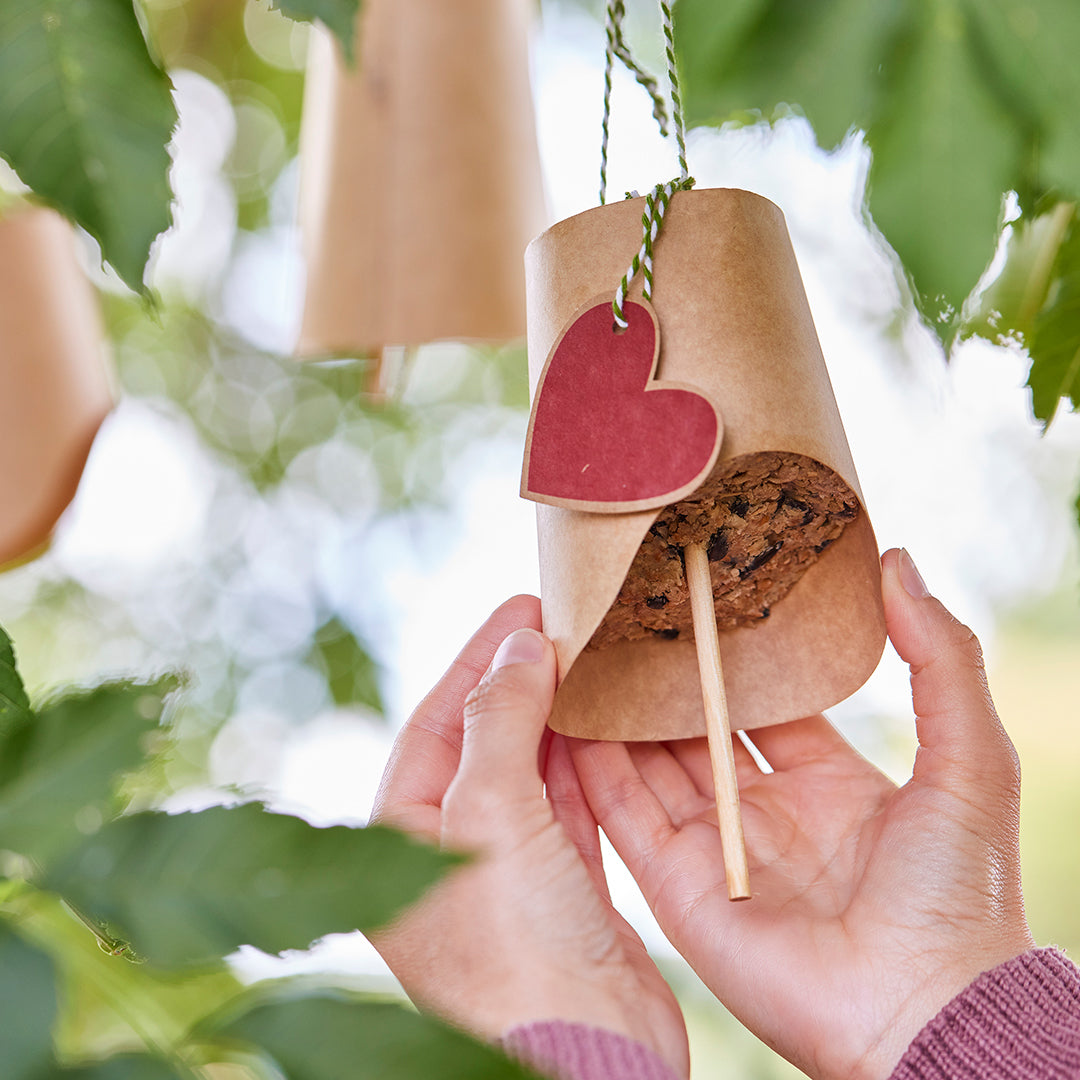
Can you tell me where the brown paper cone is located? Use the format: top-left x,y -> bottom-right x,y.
0,207 -> 113,567
526,188 -> 886,740
297,0 -> 547,357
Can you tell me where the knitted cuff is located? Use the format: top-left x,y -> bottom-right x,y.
891,948 -> 1080,1079
501,1020 -> 682,1080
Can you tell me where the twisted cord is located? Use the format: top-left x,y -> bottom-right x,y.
660,0 -> 688,180
599,0 -> 670,205
603,0 -> 695,327
612,176 -> 695,328
612,40 -> 668,134
599,2 -> 617,205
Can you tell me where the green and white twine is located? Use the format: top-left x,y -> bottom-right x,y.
661,0 -> 689,181
599,0 -> 669,208
600,0 -> 694,328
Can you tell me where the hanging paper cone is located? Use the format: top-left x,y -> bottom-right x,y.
525,188 -> 886,741
297,0 -> 546,358
0,207 -> 113,567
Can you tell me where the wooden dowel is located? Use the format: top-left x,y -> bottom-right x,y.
684,541 -> 751,901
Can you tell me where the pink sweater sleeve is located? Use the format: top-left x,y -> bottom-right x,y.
891,948 -> 1080,1079
501,1021 -> 682,1080
503,949 -> 1080,1080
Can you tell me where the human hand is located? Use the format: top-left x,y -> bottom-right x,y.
370,595 -> 689,1076
570,548 -> 1033,1080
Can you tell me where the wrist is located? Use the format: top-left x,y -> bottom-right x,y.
853,933 -> 1036,1080
502,1021 -> 686,1080
889,948 -> 1080,1080
487,976 -> 677,1065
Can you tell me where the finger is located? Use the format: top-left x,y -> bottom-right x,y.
570,738 -> 678,872
663,736 -> 759,798
745,714 -> 859,772
881,548 -> 1019,789
449,627 -> 558,826
628,741 -> 715,825
372,594 -> 542,832
544,732 -> 612,904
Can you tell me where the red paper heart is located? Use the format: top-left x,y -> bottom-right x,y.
521,299 -> 722,512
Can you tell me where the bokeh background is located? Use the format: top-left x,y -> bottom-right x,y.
1,1 -> 1078,1074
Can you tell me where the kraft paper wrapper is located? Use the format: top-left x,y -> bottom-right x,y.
297,0 -> 546,356
0,207 -> 113,567
527,188 -> 886,740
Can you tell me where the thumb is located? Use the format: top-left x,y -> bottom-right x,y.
881,548 -> 1019,791
455,628 -> 558,806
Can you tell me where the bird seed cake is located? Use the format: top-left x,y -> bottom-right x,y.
586,451 -> 860,651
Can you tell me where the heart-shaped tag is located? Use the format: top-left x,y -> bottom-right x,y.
521,298 -> 723,512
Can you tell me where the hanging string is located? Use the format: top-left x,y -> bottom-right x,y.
599,0 -> 670,206
599,5 -> 616,207
613,176 -> 694,327
603,0 -> 695,328
660,0 -> 689,182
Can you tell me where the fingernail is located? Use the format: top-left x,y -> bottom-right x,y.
490,628 -> 546,671
899,548 -> 930,598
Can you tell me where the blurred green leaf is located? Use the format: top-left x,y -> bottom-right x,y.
674,0 -> 1076,331
272,0 -> 361,63
0,680 -> 173,865
45,805 -> 463,967
211,989 -> 540,1080
1027,216 -> 1080,425
0,623 -> 32,739
308,618 -> 382,712
963,201 -> 1080,427
865,4 -> 1024,325
0,922 -> 59,1078
968,0 -> 1080,203
965,202 -> 1075,342
38,1058 -> 184,1080
8,887 -> 243,1064
0,0 -> 176,290
676,0 -> 906,147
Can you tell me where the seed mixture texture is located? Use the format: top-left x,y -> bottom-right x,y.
586,451 -> 859,651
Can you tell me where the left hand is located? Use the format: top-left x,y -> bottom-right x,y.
369,595 -> 689,1077
568,549 -> 1033,1080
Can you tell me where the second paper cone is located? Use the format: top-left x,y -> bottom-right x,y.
298,0 -> 547,356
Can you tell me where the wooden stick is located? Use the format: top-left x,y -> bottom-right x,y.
684,541 -> 751,901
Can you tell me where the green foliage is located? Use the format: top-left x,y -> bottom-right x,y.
211,988 -> 541,1080
864,5 -> 1023,326
271,0 -> 361,62
45,804 -> 463,967
0,680 -> 173,865
0,625 -> 32,738
13,890 -> 244,1063
1028,222 -> 1080,426
673,0 -> 1075,330
308,617 -> 383,711
965,0 -> 1080,203
0,628 -> 474,1074
0,0 -> 357,290
0,924 -> 59,1078
964,200 -> 1080,427
674,0 -> 902,149
0,0 -> 176,291
37,1058 -> 184,1080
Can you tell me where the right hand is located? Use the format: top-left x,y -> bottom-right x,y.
570,547 -> 1034,1080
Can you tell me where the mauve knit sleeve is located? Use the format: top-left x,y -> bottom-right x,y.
890,948 -> 1080,1079
501,1021 -> 683,1080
